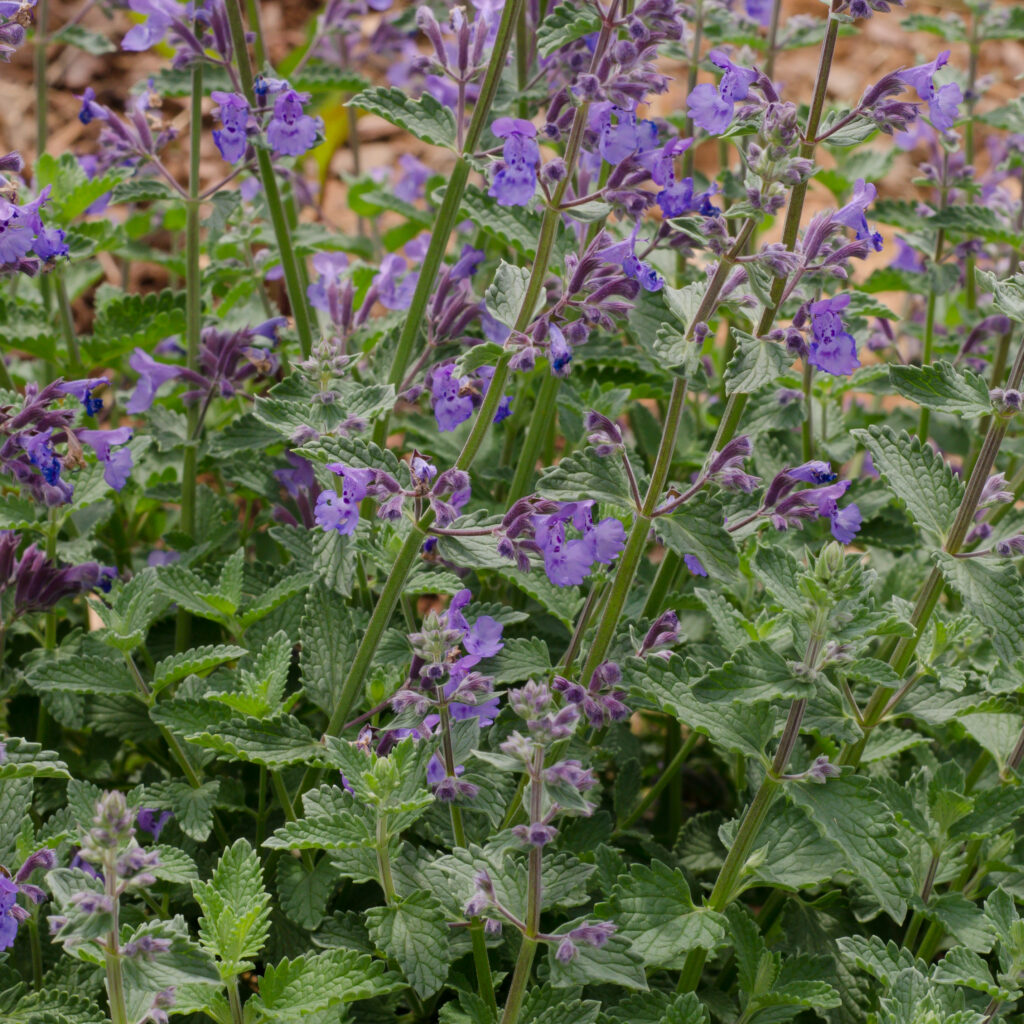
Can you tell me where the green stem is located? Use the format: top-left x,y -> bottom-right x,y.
103,860 -> 129,1024
372,0 -> 527,447
244,0 -> 267,69
27,912 -> 43,989
507,372 -> 560,501
840,334 -> 1024,766
916,235 -> 946,442
578,220 -> 755,682
641,550 -> 681,618
225,0 -> 314,357
681,0 -> 702,178
711,3 -> 842,453
176,63 -> 204,652
764,0 -> 783,78
55,269 -> 81,371
376,813 -> 396,904
617,728 -> 699,831
228,980 -> 245,1024
499,745 -> 545,1024
34,0 -> 49,157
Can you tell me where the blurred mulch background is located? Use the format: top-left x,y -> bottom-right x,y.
0,0 -> 1020,287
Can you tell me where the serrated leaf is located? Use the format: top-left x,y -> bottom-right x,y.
110,178 -> 177,203
725,330 -> 790,395
0,738 -> 70,780
277,854 -> 337,931
485,260 -> 531,330
193,839 -> 271,979
90,287 -> 187,354
486,636 -> 552,684
547,921 -> 647,990
26,655 -> 138,699
662,282 -> 704,335
694,642 -> 812,703
837,934 -> 922,985
935,554 -> 1024,668
536,447 -> 632,507
366,890 -> 453,997
254,948 -> 403,1016
264,805 -> 376,851
888,362 -> 992,418
933,946 -> 1019,1002
657,493 -> 739,582
300,583 -> 363,714
144,779 -> 221,842
187,714 -> 325,768
459,184 -> 558,261
599,861 -> 726,968
537,1 -> 603,55
788,775 -> 914,922
152,644 -> 246,695
851,425 -> 963,541
351,86 -> 456,149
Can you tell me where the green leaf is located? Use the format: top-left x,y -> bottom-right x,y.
350,86 -> 456,149
599,861 -> 727,968
662,282 -> 704,335
152,645 -> 246,695
366,890 -> 453,997
277,854 -> 338,931
888,362 -> 992,418
459,185 -> 556,261
837,934 -> 922,985
935,554 -> 1024,668
623,654 -> 776,761
537,1 -> 602,56
26,655 -> 138,699
110,178 -> 177,204
976,269 -> 1024,324
144,779 -> 221,842
536,447 -> 632,507
192,839 -> 270,979
486,637 -> 552,684
187,714 -> 326,768
918,891 -> 998,954
602,991 -> 708,1024
850,425 -> 963,541
0,738 -> 70,781
547,921 -> 647,990
657,493 -> 739,582
725,330 -> 790,395
694,642 -> 812,704
485,260 -> 532,330
264,796 -> 376,851
253,948 -> 403,1017
51,22 -> 115,53
299,583 -> 361,714
788,775 -> 914,922
90,287 -> 187,355
932,946 -> 1019,1002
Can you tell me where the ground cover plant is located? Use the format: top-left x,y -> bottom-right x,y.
1,0 -> 1024,1021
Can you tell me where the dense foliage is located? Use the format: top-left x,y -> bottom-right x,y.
2,0 -> 1024,1022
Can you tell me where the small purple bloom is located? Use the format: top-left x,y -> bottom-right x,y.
534,515 -> 594,587
77,86 -> 106,126
745,0 -> 772,26
898,50 -> 962,134
683,553 -> 707,577
394,154 -> 431,202
808,294 -> 860,376
597,224 -> 663,292
549,324 -> 573,377
833,179 -> 883,252
593,104 -> 659,164
431,363 -> 475,432
790,461 -> 837,485
137,808 -> 172,840
687,50 -> 758,135
267,89 -> 319,158
211,92 -> 250,163
658,176 -> 718,219
126,348 -> 180,413
488,117 -> 539,207
315,464 -> 373,536
77,427 -> 134,491
0,875 -> 18,950
21,429 -> 61,485
121,0 -> 177,51
307,251 -> 349,311
830,503 -> 863,544
373,252 -> 418,311
59,378 -> 108,416
890,237 -> 924,273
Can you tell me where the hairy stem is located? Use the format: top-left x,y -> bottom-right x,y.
176,63 -> 204,652
225,0 -> 314,356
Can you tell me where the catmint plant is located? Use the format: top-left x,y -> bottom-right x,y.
2,0 -> 1024,1022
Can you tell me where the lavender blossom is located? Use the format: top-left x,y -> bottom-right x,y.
807,295 -> 860,376
687,50 -> 759,135
488,118 -> 540,207
267,90 -> 320,158
897,51 -> 962,134
211,91 -> 250,163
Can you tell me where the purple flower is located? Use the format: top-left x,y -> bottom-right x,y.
549,324 -> 573,377
77,427 -> 134,491
77,86 -> 105,126
33,225 -> 67,261
488,118 -> 539,207
0,189 -> 51,264
745,0 -> 772,26
534,515 -> 594,587
687,50 -> 758,135
890,237 -> 924,273
790,460 -> 837,484
683,553 -> 707,577
137,809 -> 172,840
597,223 -> 663,292
394,153 -> 431,202
267,90 -> 319,158
430,363 -> 475,432
211,92 -> 250,163
833,179 -> 883,252
0,875 -> 18,950
21,429 -> 61,485
593,104 -> 659,164
314,464 -> 373,536
121,0 -> 178,51
830,503 -> 863,544
512,822 -> 557,847
657,176 -> 718,219
373,252 -> 419,311
307,251 -> 349,312
58,378 -> 107,416
898,51 -> 962,134
807,295 -> 860,376
126,348 -> 181,413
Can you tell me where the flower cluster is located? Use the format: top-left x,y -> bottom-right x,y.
0,848 -> 56,950
498,498 -> 626,587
